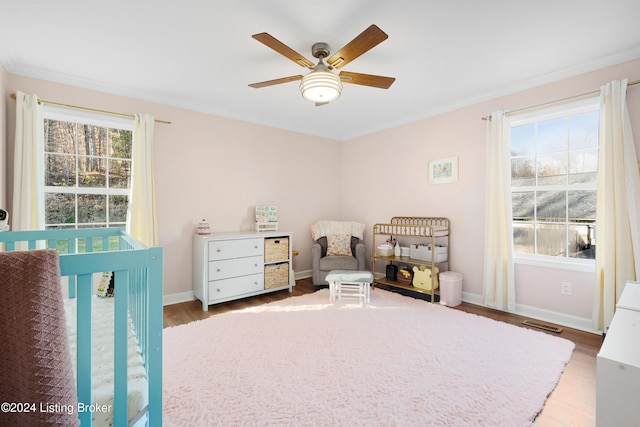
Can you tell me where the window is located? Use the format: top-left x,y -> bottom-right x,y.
43,106 -> 133,230
510,99 -> 599,261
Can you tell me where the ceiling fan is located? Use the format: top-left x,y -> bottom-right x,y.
249,24 -> 395,105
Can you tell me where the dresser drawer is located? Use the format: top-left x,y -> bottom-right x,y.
209,256 -> 263,280
208,238 -> 263,261
208,274 -> 264,301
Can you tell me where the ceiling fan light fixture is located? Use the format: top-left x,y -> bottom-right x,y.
300,70 -> 342,103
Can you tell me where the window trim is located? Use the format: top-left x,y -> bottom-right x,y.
43,105 -> 133,229
509,97 -> 599,127
44,104 -> 133,131
514,253 -> 596,273
509,97 -> 599,265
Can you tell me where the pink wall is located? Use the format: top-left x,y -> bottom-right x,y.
3,58 -> 640,328
5,74 -> 344,297
342,58 -> 640,327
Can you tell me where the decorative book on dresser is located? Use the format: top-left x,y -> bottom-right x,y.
193,231 -> 293,311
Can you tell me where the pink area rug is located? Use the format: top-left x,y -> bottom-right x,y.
163,289 -> 574,426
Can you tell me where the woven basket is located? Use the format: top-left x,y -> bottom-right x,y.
264,237 -> 289,263
264,262 -> 289,289
397,269 -> 413,285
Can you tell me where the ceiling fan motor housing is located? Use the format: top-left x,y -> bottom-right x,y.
311,42 -> 330,59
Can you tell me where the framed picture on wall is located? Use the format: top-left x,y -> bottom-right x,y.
429,156 -> 458,184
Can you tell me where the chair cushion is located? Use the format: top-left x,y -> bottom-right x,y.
319,255 -> 358,271
316,236 -> 360,257
326,234 -> 352,256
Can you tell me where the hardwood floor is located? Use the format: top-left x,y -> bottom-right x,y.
163,278 -> 601,426
453,299 -> 600,426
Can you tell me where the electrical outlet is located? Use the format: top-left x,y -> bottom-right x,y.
561,282 -> 572,295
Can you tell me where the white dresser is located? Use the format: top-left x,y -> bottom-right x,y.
193,231 -> 293,311
596,281 -> 640,426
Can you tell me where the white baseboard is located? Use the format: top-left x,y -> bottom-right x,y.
163,291 -> 194,306
295,269 -> 312,280
164,281 -> 596,333
462,291 -> 483,305
163,270 -> 313,306
514,303 -> 597,334
460,292 -> 598,334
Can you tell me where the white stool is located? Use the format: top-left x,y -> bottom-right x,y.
326,270 -> 373,305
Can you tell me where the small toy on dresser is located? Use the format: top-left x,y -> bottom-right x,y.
197,219 -> 211,235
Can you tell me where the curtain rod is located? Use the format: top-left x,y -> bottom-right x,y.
10,92 -> 171,124
481,79 -> 640,121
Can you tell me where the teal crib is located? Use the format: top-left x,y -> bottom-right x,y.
0,228 -> 163,427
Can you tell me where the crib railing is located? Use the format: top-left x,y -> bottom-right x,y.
0,228 -> 163,427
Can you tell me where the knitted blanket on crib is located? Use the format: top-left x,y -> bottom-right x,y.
0,249 -> 79,427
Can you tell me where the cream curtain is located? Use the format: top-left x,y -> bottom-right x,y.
593,79 -> 640,331
12,91 -> 45,231
483,110 -> 516,311
126,114 -> 158,247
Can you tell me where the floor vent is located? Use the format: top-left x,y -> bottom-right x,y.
522,320 -> 563,333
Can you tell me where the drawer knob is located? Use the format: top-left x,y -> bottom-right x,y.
216,249 -> 221,252
216,288 -> 220,292
217,268 -> 221,272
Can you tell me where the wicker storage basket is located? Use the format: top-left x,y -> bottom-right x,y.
264,262 -> 289,289
264,237 -> 289,263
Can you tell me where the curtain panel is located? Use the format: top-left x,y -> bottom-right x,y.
12,91 -> 45,231
126,114 -> 158,247
483,110 -> 516,311
593,79 -> 640,331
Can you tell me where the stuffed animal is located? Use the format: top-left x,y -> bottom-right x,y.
97,272 -> 111,297
97,272 -> 115,297
412,265 -> 439,291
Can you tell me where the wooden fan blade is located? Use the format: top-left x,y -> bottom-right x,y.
339,71 -> 395,89
252,33 -> 315,68
327,25 -> 388,69
249,75 -> 303,89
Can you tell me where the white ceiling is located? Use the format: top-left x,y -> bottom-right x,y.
2,0 -> 640,140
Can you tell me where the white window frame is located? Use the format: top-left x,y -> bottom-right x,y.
43,105 -> 134,229
509,97 -> 599,272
